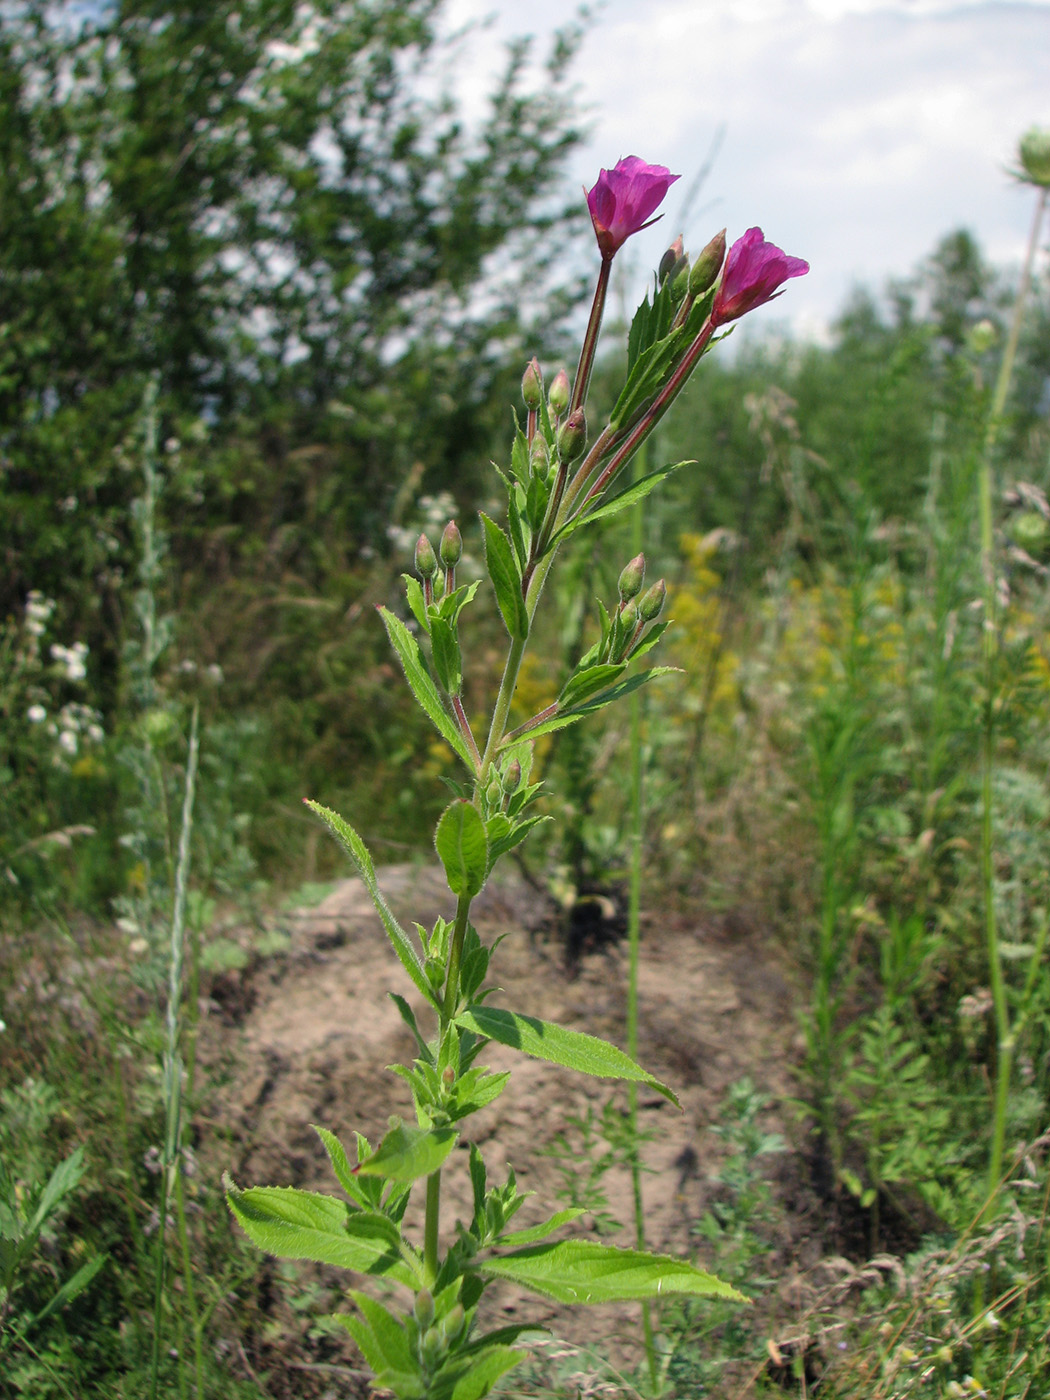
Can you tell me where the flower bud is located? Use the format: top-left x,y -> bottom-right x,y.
1019,127 -> 1050,187
658,235 -> 684,284
441,1064 -> 455,1087
425,957 -> 445,989
439,520 -> 462,568
413,1289 -> 435,1329
638,578 -> 666,622
414,533 -> 438,579
548,368 -> 570,418
556,408 -> 587,463
485,778 -> 502,807
618,598 -> 639,632
689,229 -> 727,298
521,357 -> 543,410
504,758 -> 521,792
422,1326 -> 444,1364
529,434 -> 549,474
669,253 -> 691,301
618,553 -> 646,601
442,1304 -> 466,1342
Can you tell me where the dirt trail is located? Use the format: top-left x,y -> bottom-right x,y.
208,864 -> 800,1368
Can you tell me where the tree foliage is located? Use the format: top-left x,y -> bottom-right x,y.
0,0 -> 586,635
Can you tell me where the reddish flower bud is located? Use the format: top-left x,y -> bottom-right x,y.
618,553 -> 646,601
504,758 -> 521,792
689,229 -> 727,298
658,236 -> 685,284
521,357 -> 543,410
414,533 -> 438,579
638,578 -> 666,622
586,156 -> 680,261
439,520 -> 462,568
556,408 -> 587,463
712,228 -> 808,327
548,368 -> 570,417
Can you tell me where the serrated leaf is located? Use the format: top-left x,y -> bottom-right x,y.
435,800 -> 488,898
610,333 -> 681,431
449,1345 -> 526,1400
560,663 -> 627,710
455,1006 -> 679,1106
505,668 -> 679,745
486,814 -> 549,871
430,615 -> 462,697
550,462 -> 691,547
378,607 -> 475,771
305,801 -> 436,1007
349,1291 -> 416,1376
225,1179 -> 417,1286
402,574 -> 430,633
313,1125 -> 369,1205
497,1208 -> 586,1248
480,513 -> 528,640
357,1121 -> 458,1182
436,579 -> 482,625
449,1069 -> 511,1120
389,993 -> 434,1063
480,1239 -> 744,1305
332,1312 -> 423,1398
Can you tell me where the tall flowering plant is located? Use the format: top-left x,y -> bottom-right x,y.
227,156 -> 807,1399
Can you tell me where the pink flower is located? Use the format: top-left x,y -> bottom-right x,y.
587,157 -> 680,261
712,228 -> 809,326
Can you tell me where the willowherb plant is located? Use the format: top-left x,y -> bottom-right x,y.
226,155 -> 808,1399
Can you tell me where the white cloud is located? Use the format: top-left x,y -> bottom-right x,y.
439,0 -> 1049,331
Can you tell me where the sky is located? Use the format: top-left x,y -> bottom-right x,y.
441,0 -> 1050,339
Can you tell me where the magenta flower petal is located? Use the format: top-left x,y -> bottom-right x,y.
712,227 -> 809,326
587,156 -> 680,261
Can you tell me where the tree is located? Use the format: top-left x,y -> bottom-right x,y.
0,0 -> 586,640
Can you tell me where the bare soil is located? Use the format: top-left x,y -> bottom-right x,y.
202,864 -> 817,1389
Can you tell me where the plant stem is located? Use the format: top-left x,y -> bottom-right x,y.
149,708 -> 200,1400
424,1170 -> 441,1286
570,258 -> 612,415
625,443 -> 659,1393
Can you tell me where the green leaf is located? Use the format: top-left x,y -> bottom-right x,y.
559,663 -> 627,710
449,1345 -> 526,1400
333,1309 -> 424,1399
610,333 -> 681,431
389,993 -> 435,1063
550,462 -> 691,547
402,574 -> 430,633
434,800 -> 489,898
480,1240 -> 745,1305
225,1179 -> 418,1286
430,615 -> 462,697
378,607 -> 475,771
455,1006 -> 680,1106
497,1209 -> 586,1248
305,801 -> 436,1007
30,1253 -> 107,1328
357,1120 -> 458,1182
505,668 -> 679,745
349,1291 -> 417,1377
486,814 -> 549,872
480,512 -> 528,640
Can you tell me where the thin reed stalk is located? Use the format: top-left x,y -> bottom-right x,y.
149,706 -> 201,1400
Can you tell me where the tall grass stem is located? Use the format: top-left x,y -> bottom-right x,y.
149,706 -> 200,1400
